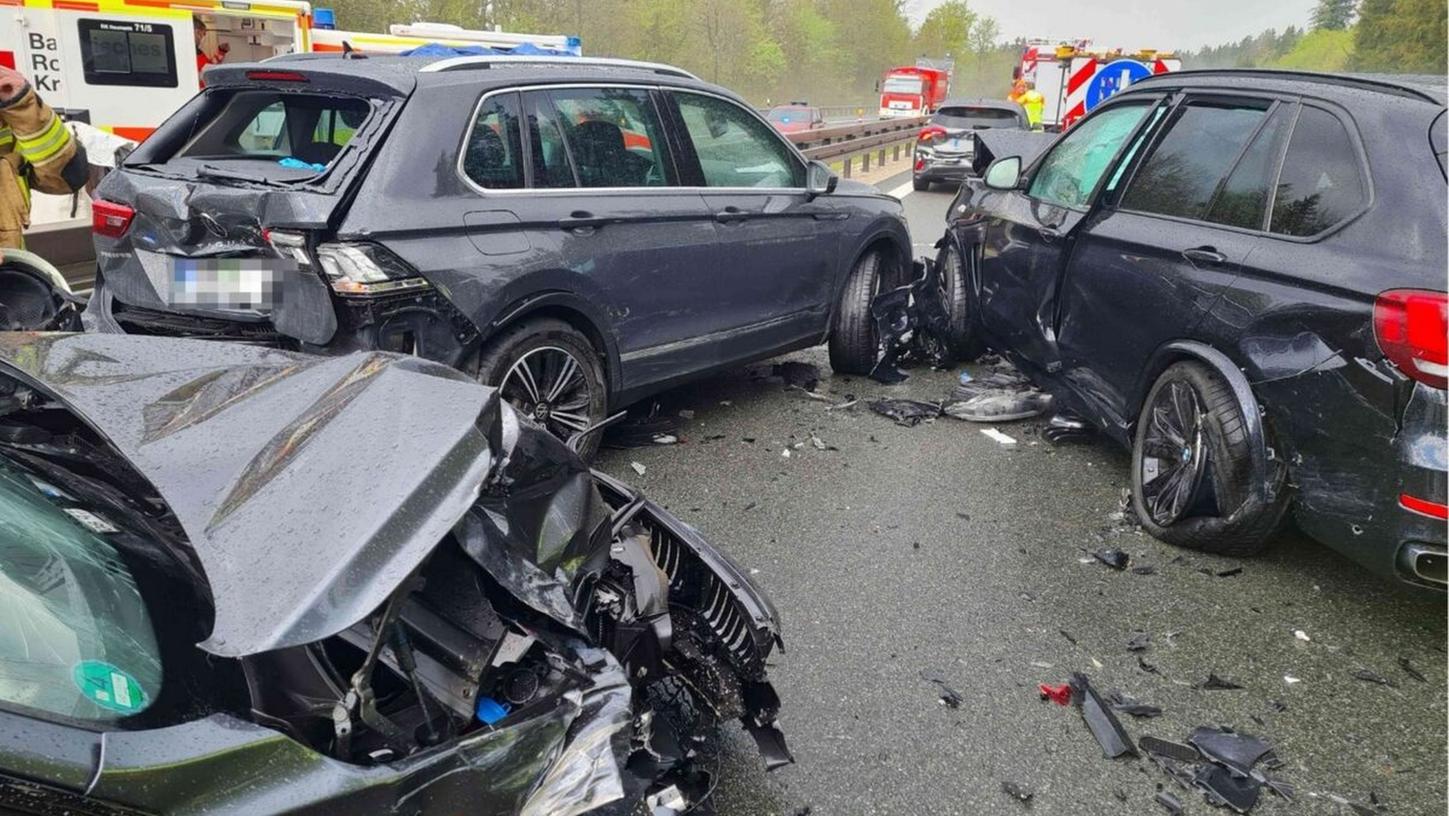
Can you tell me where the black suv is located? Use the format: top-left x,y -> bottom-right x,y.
944,70 -> 1447,588
86,55 -> 911,455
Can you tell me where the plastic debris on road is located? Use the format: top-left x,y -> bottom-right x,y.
920,668 -> 964,709
868,398 -> 942,426
1001,781 -> 1034,804
1194,673 -> 1245,690
867,259 -> 954,384
1069,673 -> 1137,759
980,428 -> 1017,446
1093,548 -> 1130,570
630,462 -> 647,476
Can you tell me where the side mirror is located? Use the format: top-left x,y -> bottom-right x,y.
806,160 -> 838,199
983,156 -> 1022,190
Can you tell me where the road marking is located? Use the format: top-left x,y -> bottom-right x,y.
886,180 -> 916,200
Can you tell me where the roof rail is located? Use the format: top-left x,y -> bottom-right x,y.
420,55 -> 699,80
1133,68 -> 1442,105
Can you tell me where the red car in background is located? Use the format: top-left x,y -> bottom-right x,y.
766,103 -> 824,133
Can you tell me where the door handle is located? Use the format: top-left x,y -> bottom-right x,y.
714,206 -> 750,224
1181,246 -> 1227,265
1038,226 -> 1061,242
559,211 -> 608,233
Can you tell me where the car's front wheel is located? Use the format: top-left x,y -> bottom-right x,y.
937,241 -> 985,362
828,248 -> 889,375
474,318 -> 609,460
1130,361 -> 1289,556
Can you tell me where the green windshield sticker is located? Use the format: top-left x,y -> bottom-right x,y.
72,660 -> 148,714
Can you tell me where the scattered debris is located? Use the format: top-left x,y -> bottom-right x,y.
1093,548 -> 1130,570
1195,673 -> 1245,691
1398,657 -> 1427,683
868,259 -> 954,384
1108,690 -> 1163,718
605,402 -> 685,448
1137,655 -> 1160,674
868,398 -> 942,426
1059,629 -> 1078,646
824,397 -> 859,411
630,462 -> 647,476
1069,673 -> 1137,758
1155,789 -> 1184,814
1039,682 -> 1073,706
781,449 -> 792,459
980,428 -> 1018,447
809,433 -> 831,451
1043,412 -> 1095,444
1353,668 -> 1396,688
1001,781 -> 1034,804
1142,727 -> 1294,814
1132,565 -> 1157,575
941,369 -> 1052,422
1216,567 -> 1244,578
1293,630 -> 1311,642
920,668 -> 964,709
1127,632 -> 1151,652
772,361 -> 821,391
1283,676 -> 1302,685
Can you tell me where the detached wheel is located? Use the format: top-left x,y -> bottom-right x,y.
937,241 -> 985,361
828,248 -> 889,375
1130,361 -> 1288,556
474,318 -> 608,461
912,175 -> 931,191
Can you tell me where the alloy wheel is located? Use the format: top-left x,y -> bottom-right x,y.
1139,381 -> 1209,526
499,346 -> 597,442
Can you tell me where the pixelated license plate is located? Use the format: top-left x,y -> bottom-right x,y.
167,258 -> 292,310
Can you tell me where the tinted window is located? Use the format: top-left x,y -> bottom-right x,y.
675,93 -> 803,188
0,461 -> 162,723
79,19 -> 177,88
550,88 -> 670,188
1269,107 -> 1367,236
523,91 -> 576,189
176,91 -> 370,168
934,107 -> 1021,129
1029,103 -> 1150,208
462,92 -> 525,190
1120,101 -> 1269,221
1205,107 -> 1294,230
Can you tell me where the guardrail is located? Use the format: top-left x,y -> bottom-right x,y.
785,116 -> 927,178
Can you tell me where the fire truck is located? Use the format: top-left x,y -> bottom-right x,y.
1015,41 -> 1181,131
0,2 -> 575,261
878,59 -> 951,118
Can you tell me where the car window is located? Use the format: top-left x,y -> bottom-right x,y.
462,92 -> 525,190
675,93 -> 803,188
1120,100 -> 1271,221
0,461 -> 161,723
1269,106 -> 1367,236
1104,104 -> 1168,194
78,19 -> 178,88
176,90 -> 370,166
883,76 -> 922,94
1205,106 -> 1295,230
549,88 -> 670,188
523,91 -> 577,189
1028,102 -> 1151,209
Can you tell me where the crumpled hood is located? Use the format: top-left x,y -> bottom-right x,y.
0,333 -> 495,658
973,128 -> 1058,169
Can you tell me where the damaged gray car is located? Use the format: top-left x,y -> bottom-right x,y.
0,333 -> 788,815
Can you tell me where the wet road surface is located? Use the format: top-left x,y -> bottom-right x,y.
595,175 -> 1447,815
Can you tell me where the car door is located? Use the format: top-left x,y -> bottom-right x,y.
1057,95 -> 1292,426
474,86 -> 720,383
976,98 -> 1159,370
663,89 -> 840,360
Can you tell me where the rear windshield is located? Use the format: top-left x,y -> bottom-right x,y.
767,108 -> 815,122
173,90 -> 372,176
934,106 -> 1021,129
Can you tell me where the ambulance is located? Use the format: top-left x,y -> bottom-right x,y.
1015,41 -> 1181,131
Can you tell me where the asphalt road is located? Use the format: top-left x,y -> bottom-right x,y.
596,172 -> 1448,815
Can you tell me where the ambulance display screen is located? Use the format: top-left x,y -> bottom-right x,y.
79,19 -> 178,88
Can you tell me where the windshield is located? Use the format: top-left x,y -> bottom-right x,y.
0,457 -> 162,723
935,106 -> 1022,129
882,76 -> 923,94
173,90 -> 372,177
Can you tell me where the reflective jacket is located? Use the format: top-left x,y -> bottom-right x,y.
1021,90 -> 1045,130
1,84 -> 88,249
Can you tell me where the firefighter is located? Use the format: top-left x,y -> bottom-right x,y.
1021,82 -> 1046,131
0,65 -> 88,251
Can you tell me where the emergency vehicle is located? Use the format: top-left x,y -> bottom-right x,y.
1015,41 -> 1181,131
878,60 -> 951,118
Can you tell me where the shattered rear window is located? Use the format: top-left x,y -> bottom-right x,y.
0,459 -> 162,723
173,90 -> 372,171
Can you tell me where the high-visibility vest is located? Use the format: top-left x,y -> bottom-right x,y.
1021,90 -> 1045,128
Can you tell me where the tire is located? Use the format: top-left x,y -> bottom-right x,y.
912,175 -> 932,191
1130,361 -> 1289,556
937,241 -> 985,362
827,248 -> 887,375
473,318 -> 608,461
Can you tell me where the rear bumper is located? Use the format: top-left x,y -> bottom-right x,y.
914,151 -> 973,182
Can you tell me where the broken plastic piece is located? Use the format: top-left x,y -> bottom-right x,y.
631,462 -> 647,476
1140,737 -> 1200,765
868,258 -> 954,383
1094,548 -> 1130,570
1127,632 -> 1151,651
1001,781 -> 1033,803
941,389 -> 1051,423
1195,673 -> 1244,690
1155,789 -> 1184,814
1216,567 -> 1244,577
980,428 -> 1017,446
475,696 -> 509,725
1354,668 -> 1396,687
920,668 -> 964,708
772,361 -> 821,391
1399,657 -> 1427,683
1107,690 -> 1162,718
1193,764 -> 1260,814
1039,682 -> 1073,706
1043,412 -> 1095,444
1069,673 -> 1137,759
1188,726 -> 1275,777
1132,565 -> 1157,575
868,398 -> 942,427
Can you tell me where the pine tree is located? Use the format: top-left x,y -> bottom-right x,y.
1311,0 -> 1356,30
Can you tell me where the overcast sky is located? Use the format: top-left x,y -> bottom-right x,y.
905,0 -> 1319,52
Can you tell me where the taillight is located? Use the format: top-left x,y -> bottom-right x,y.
246,70 -> 309,82
91,199 -> 134,239
917,125 -> 947,145
1374,289 -> 1448,389
315,242 -> 431,297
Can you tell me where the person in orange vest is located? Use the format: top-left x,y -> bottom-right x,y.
1020,82 -> 1045,130
0,65 -> 87,251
